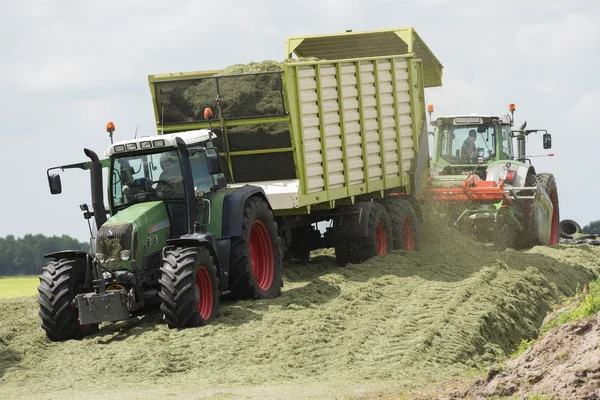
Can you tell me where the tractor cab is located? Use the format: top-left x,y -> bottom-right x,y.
106,129 -> 225,238
431,115 -> 514,170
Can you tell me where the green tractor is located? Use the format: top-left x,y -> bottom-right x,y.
40,118 -> 282,341
424,104 -> 559,249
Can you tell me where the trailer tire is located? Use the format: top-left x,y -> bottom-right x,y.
229,197 -> 283,300
159,246 -> 219,328
38,259 -> 98,342
386,198 -> 421,251
536,173 -> 560,246
335,203 -> 392,265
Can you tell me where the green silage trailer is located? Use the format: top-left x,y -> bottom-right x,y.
148,27 -> 443,260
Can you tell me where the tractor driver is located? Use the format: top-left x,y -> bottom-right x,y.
461,129 -> 478,163
156,152 -> 184,197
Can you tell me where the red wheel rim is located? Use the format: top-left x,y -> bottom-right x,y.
195,267 -> 213,320
549,188 -> 559,246
249,220 -> 274,291
375,220 -> 388,255
402,218 -> 415,251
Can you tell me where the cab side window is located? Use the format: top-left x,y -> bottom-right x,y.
189,151 -> 214,194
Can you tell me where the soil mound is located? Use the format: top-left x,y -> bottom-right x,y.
451,313 -> 600,399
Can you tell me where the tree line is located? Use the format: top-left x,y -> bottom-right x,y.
583,220 -> 600,235
0,234 -> 88,276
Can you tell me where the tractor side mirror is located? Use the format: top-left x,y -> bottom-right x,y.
543,133 -> 552,149
48,174 -> 62,195
206,150 -> 222,175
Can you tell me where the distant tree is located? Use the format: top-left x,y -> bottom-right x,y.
0,234 -> 88,276
582,220 -> 600,235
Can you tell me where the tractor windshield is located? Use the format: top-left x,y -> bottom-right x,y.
111,150 -> 186,208
436,123 -> 512,164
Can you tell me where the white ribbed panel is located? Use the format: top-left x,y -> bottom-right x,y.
340,62 -> 364,186
298,66 -> 325,192
296,58 -> 415,195
394,59 -> 414,174
360,61 -> 382,181
320,64 -> 345,190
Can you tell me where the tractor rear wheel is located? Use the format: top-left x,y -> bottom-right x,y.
385,198 -> 421,251
229,197 -> 283,300
37,258 -> 98,342
335,203 -> 393,265
159,247 -> 219,328
536,173 -> 560,245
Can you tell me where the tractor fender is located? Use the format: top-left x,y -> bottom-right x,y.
330,201 -> 378,240
166,233 -> 219,266
221,185 -> 271,238
166,233 -> 229,292
43,251 -> 93,289
485,162 -> 535,188
44,250 -> 90,260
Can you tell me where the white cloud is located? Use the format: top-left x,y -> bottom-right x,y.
569,91 -> 600,117
515,14 -> 599,62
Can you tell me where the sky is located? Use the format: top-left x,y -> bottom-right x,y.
1,0 -> 598,242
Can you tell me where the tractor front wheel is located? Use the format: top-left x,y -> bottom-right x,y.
38,258 -> 98,342
159,247 -> 220,328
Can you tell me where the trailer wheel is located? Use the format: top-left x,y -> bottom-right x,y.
229,197 -> 283,300
159,247 -> 219,328
386,198 -> 421,250
536,173 -> 560,246
335,203 -> 393,265
38,258 -> 97,342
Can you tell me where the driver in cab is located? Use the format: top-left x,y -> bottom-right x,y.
157,153 -> 184,197
461,129 -> 478,163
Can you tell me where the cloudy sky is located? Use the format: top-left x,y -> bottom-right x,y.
1,0 -> 598,242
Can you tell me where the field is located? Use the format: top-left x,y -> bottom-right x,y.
1,221 -> 599,399
0,276 -> 39,299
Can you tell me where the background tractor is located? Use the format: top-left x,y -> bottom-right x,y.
424,104 -> 559,249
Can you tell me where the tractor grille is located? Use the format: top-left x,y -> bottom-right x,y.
96,222 -> 133,260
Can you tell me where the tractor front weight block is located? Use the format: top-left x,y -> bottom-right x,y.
76,291 -> 130,325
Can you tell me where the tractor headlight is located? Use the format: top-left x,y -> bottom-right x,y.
120,250 -> 131,261
95,253 -> 106,263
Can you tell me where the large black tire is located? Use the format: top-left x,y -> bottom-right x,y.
536,173 -> 560,246
559,219 -> 581,239
335,203 -> 392,265
229,197 -> 283,300
385,198 -> 421,251
37,258 -> 98,342
159,247 -> 219,329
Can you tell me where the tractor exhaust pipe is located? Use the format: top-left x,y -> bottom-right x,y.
84,148 -> 107,229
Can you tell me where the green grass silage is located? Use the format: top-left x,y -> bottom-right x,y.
0,276 -> 38,299
1,220 -> 599,400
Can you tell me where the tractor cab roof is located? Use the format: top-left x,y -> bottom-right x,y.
433,114 -> 511,126
105,129 -> 212,157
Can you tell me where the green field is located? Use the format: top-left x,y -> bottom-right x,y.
0,276 -> 38,299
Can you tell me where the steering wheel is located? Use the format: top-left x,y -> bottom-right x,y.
151,180 -> 176,198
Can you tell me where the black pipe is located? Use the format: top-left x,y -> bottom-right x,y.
84,148 -> 108,229
175,138 -> 196,234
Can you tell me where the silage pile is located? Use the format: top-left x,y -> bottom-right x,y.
163,58 -> 317,129
2,217 -> 600,400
